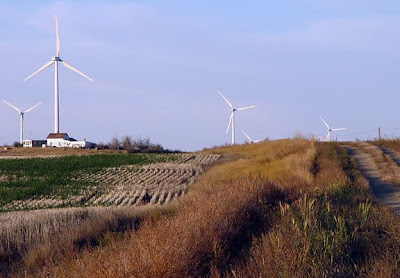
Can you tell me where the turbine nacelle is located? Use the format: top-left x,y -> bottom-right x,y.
52,56 -> 62,61
320,116 -> 346,142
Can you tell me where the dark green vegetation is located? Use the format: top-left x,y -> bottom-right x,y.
0,154 -> 175,210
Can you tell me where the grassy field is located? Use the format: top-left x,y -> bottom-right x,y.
3,139 -> 400,277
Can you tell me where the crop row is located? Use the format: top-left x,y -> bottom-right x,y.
2,154 -> 220,211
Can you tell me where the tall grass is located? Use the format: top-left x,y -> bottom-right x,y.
9,140 -> 400,278
201,139 -> 316,188
0,206 -> 158,277
32,180 -> 285,278
24,139 -> 316,277
225,143 -> 400,277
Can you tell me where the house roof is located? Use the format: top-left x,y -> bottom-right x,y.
47,133 -> 69,139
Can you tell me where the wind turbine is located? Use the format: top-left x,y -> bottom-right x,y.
24,16 -> 93,134
241,130 -> 266,143
3,100 -> 42,144
320,116 -> 346,142
218,91 -> 255,145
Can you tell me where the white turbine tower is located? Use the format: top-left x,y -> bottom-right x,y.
24,16 -> 93,134
3,100 -> 42,144
241,130 -> 266,143
218,91 -> 255,145
320,116 -> 346,142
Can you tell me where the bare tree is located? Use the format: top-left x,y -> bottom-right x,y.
133,137 -> 151,151
109,136 -> 120,150
122,136 -> 133,150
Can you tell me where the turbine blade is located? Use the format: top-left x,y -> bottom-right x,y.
56,16 -> 60,56
2,100 -> 21,113
218,91 -> 233,109
24,61 -> 54,81
332,128 -> 347,131
254,138 -> 266,143
241,130 -> 252,142
236,105 -> 256,111
226,112 -> 233,134
326,132 -> 330,141
61,61 -> 93,81
24,102 -> 42,113
320,116 -> 330,130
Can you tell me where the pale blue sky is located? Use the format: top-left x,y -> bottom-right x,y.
1,1 -> 400,150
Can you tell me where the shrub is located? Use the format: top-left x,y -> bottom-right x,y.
13,142 -> 22,148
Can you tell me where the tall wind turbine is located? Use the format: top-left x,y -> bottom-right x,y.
3,100 -> 42,144
24,16 -> 93,134
241,130 -> 266,143
320,116 -> 346,142
218,91 -> 255,145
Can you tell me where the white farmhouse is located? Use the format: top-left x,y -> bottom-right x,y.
46,133 -> 94,148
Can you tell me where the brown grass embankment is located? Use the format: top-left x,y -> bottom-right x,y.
225,143 -> 400,277
201,139 -> 316,189
27,139 -> 317,277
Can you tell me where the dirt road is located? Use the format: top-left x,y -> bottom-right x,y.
345,146 -> 400,214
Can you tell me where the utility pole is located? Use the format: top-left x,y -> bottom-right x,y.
378,127 -> 381,140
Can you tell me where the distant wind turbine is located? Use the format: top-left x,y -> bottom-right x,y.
320,116 -> 346,142
218,91 -> 255,145
241,130 -> 266,143
24,16 -> 93,134
3,100 -> 42,144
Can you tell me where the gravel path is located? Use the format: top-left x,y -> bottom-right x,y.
345,146 -> 400,214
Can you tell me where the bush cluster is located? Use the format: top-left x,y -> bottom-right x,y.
97,136 -> 178,153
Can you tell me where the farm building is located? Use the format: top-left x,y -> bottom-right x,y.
22,139 -> 47,148
22,134 -> 95,148
46,133 -> 95,148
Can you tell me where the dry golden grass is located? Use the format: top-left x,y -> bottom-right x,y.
39,178 -> 283,278
371,139 -> 400,152
9,140 -> 400,278
21,139 -> 317,277
223,143 -> 400,277
201,139 -> 316,188
0,206 -> 159,277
